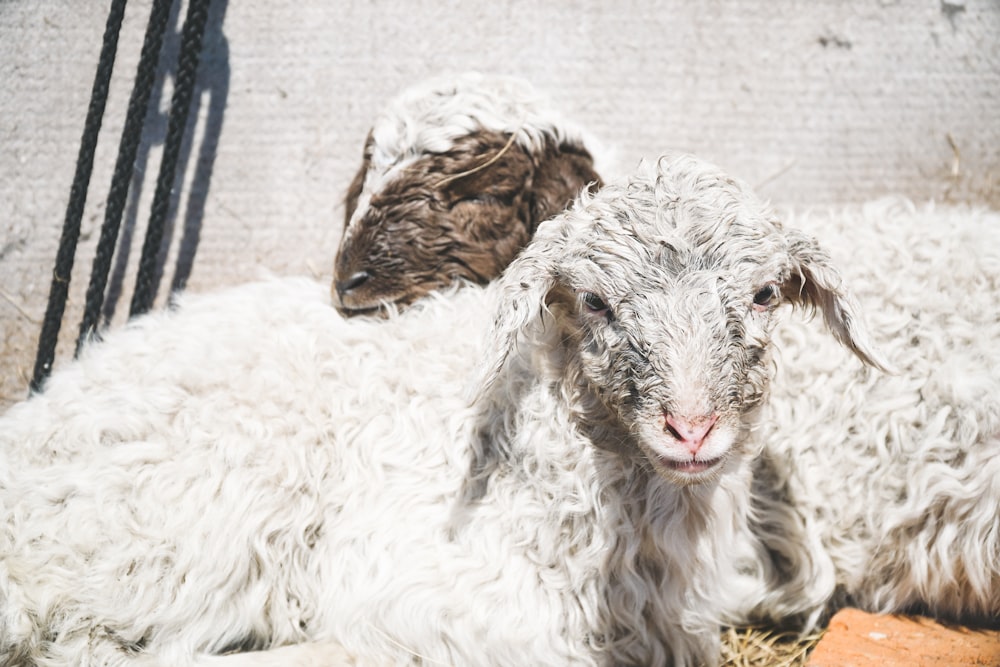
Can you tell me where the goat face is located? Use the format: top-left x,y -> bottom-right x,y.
479,154 -> 890,486
333,129 -> 597,315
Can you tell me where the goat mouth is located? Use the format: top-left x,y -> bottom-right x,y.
336,303 -> 389,317
334,294 -> 408,318
659,456 -> 723,476
334,290 -> 416,318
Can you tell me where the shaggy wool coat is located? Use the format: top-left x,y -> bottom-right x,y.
2,157 -> 998,667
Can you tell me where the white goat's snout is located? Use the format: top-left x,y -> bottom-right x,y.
640,411 -> 738,481
661,412 -> 718,455
633,325 -> 744,481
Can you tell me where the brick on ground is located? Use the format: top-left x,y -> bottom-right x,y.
808,608 -> 1000,667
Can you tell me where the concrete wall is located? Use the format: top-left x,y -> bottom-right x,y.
1,0 -> 998,402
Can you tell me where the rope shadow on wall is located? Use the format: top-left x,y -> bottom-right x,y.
30,0 -> 230,393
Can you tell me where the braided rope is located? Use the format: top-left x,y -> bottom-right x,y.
76,0 -> 175,353
30,0 -> 128,392
130,0 -> 213,317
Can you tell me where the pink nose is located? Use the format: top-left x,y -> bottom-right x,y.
663,413 -> 718,454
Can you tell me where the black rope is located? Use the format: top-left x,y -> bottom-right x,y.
130,0 -> 213,317
30,0 -> 128,392
76,0 -> 175,354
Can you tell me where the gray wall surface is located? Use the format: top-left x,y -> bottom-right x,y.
1,0 -> 998,402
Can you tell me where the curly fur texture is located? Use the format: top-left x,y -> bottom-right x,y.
332,72 -> 603,314
754,197 -> 1000,624
2,156 -> 998,667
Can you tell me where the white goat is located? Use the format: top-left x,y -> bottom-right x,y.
2,155 -> 998,667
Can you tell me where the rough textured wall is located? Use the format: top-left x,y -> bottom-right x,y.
1,0 -> 997,403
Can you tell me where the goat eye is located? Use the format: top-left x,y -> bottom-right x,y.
581,291 -> 609,313
752,284 -> 778,310
460,194 -> 494,205
446,193 -> 501,211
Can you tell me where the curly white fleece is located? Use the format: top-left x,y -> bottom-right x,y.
2,157 -> 998,667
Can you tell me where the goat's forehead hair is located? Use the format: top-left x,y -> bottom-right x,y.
537,154 -> 790,288
367,72 -> 591,173
559,154 -> 784,254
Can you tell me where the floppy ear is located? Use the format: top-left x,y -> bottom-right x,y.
784,228 -> 894,372
469,217 -> 570,402
343,132 -> 373,228
343,163 -> 366,227
527,142 -> 601,233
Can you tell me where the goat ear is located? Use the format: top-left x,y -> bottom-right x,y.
469,218 -> 568,402
784,229 -> 894,372
527,143 -> 601,233
343,132 -> 373,228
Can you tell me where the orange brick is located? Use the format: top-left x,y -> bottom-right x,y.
808,608 -> 1000,667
